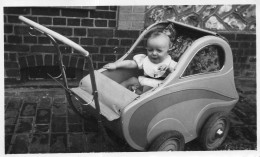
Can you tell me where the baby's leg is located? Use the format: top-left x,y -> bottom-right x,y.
121,77 -> 140,88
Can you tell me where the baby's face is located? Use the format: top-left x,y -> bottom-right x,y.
147,35 -> 170,64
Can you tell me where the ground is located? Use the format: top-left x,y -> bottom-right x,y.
4,79 -> 256,153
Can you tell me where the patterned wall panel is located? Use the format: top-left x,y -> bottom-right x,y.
145,5 -> 256,32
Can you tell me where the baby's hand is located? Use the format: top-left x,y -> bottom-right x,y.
103,63 -> 117,70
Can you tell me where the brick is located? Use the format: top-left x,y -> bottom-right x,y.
219,33 -> 235,41
81,19 -> 94,27
9,53 -> 17,61
7,35 -> 22,44
90,11 -> 116,19
120,6 -> 133,13
74,28 -> 87,36
53,18 -> 66,25
36,55 -> 44,66
118,21 -> 132,30
50,27 -> 72,36
62,55 -> 70,67
240,42 -> 250,48
77,58 -> 85,69
5,44 -> 29,52
24,36 -> 37,43
121,39 -> 132,46
45,54 -> 53,66
30,134 -> 49,153
119,13 -> 145,21
32,7 -> 60,16
115,30 -> 139,38
27,55 -> 36,67
38,37 -> 51,44
68,18 -> 80,26
108,39 -> 119,45
4,25 -> 13,33
88,28 -> 113,37
110,6 -> 117,11
95,19 -> 107,27
69,56 -> 77,68
7,15 -> 20,23
108,20 -> 116,27
51,117 -> 67,132
96,6 -> 110,10
230,42 -> 239,48
69,37 -> 79,44
133,6 -> 146,13
14,26 -> 30,35
100,46 -> 115,54
61,9 -> 89,17
249,56 -> 256,63
18,56 -> 27,68
59,46 -> 72,54
83,46 -> 99,54
91,54 -> 103,61
4,53 -> 9,61
6,69 -> 20,77
132,21 -> 144,29
5,61 -> 19,68
4,7 -> 31,15
94,38 -> 106,45
50,134 -> 67,153
236,34 -> 253,41
31,45 -> 56,53
104,55 -> 116,61
80,38 -> 93,45
39,17 -> 52,25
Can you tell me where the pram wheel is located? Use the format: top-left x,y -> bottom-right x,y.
199,112 -> 230,150
148,131 -> 184,151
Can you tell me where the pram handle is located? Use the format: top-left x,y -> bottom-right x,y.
19,16 -> 90,57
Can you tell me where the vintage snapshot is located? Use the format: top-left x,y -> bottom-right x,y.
3,3 -> 257,155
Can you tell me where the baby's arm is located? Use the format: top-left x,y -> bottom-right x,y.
103,60 -> 138,70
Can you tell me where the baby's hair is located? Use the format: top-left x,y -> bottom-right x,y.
148,31 -> 172,48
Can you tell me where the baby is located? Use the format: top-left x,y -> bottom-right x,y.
103,31 -> 177,92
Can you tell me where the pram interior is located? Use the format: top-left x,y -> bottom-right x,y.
70,21 -> 217,121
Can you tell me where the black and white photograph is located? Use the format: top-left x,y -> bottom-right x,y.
2,1 -> 258,156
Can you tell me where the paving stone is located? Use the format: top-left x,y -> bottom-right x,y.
15,117 -> 33,133
39,96 -> 52,108
36,109 -> 51,124
23,96 -> 39,103
53,95 -> 66,103
83,116 -> 98,132
5,125 -> 15,134
6,97 -> 22,110
5,110 -> 19,118
29,134 -> 49,153
5,135 -> 13,153
20,103 -> 37,117
68,133 -> 86,152
52,103 -> 67,116
34,124 -> 50,134
68,124 -> 83,132
68,106 -> 82,123
51,116 -> 67,133
50,133 -> 68,153
10,134 -> 29,154
5,117 -> 17,125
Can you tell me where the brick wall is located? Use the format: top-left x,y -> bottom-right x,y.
4,6 -> 256,84
4,7 -> 143,81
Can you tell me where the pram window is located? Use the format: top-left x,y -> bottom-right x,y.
182,45 -> 225,77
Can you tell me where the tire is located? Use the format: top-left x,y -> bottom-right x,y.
148,131 -> 184,151
199,112 -> 230,150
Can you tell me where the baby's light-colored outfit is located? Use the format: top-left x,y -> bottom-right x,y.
133,54 -> 177,87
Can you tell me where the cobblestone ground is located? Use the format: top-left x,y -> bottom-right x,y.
5,84 -> 256,153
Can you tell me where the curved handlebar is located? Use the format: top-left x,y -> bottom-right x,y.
19,16 -> 89,57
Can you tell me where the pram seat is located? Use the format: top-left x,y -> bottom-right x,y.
71,70 -> 139,121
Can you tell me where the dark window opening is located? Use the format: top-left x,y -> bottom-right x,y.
21,66 -> 76,81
